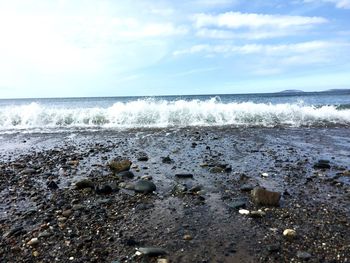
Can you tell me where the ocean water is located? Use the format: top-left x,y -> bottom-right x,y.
0,91 -> 350,133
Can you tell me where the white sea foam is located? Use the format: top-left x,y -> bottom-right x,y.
0,99 -> 349,132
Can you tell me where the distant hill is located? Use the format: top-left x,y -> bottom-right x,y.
324,89 -> 350,92
278,89 -> 305,93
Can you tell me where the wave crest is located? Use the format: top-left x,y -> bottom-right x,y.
0,99 -> 349,131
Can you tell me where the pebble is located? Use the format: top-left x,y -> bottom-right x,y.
157,259 -> 169,263
137,247 -> 167,257
283,229 -> 297,238
27,238 -> 39,246
183,234 -> 193,240
249,210 -> 266,218
62,209 -> 72,217
238,209 -> 250,215
297,251 -> 312,260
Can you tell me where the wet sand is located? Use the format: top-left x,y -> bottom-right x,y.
0,127 -> 349,262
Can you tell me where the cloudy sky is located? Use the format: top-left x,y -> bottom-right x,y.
0,0 -> 349,98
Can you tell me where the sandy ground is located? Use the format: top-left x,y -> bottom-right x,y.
0,126 -> 349,262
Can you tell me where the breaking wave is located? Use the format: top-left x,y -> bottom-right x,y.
0,98 -> 349,132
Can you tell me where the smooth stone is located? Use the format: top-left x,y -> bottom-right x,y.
134,180 -> 156,194
283,229 -> 297,238
175,173 -> 194,179
62,209 -> 72,217
297,251 -> 312,260
251,187 -> 281,206
183,234 -> 193,240
108,159 -> 132,173
138,247 -> 167,257
75,179 -> 94,190
249,210 -> 266,218
227,198 -> 247,210
38,231 -> 52,238
157,259 -> 169,263
238,209 -> 250,215
27,238 -> 39,246
118,171 -> 135,179
119,182 -> 135,190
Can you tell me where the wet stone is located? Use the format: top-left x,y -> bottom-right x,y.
297,251 -> 312,260
210,166 -> 225,173
118,171 -> 134,179
251,187 -> 281,206
240,184 -> 255,192
313,160 -> 331,169
226,198 -> 247,210
75,179 -> 94,190
134,180 -> 156,194
108,159 -> 132,173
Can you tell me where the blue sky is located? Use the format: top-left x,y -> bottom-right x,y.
0,0 -> 349,98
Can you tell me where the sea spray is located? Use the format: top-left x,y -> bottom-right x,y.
0,98 -> 349,132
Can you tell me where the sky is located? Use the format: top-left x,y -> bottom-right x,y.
0,0 -> 349,98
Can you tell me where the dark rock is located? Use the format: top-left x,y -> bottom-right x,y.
118,171 -> 135,179
175,173 -> 194,179
3,226 -> 24,238
95,185 -> 113,194
162,156 -> 173,164
240,184 -> 254,192
297,251 -> 312,260
313,160 -> 331,169
138,247 -> 167,257
75,179 -> 94,190
108,159 -> 132,173
47,181 -> 59,190
22,168 -> 36,175
137,152 -> 149,161
134,180 -> 156,194
226,198 -> 247,210
251,187 -> 281,206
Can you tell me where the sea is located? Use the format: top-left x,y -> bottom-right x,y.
0,90 -> 350,134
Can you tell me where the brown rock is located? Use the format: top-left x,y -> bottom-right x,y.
251,187 -> 281,206
108,159 -> 132,173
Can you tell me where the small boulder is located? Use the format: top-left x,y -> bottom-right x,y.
108,159 -> 132,173
251,187 -> 281,206
313,160 -> 331,169
134,180 -> 156,194
75,179 -> 94,190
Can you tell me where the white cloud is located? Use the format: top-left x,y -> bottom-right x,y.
304,0 -> 350,9
193,12 -> 327,29
174,41 -> 337,56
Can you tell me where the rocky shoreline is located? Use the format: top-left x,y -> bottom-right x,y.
0,127 -> 349,262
